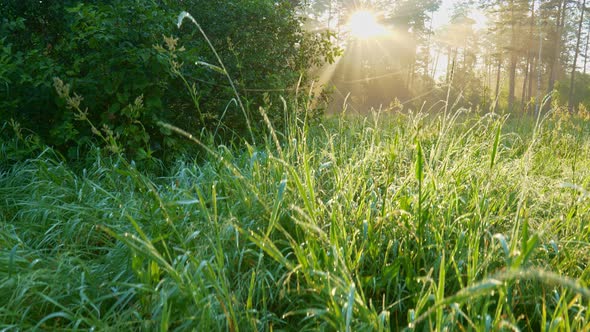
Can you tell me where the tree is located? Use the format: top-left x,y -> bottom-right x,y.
385,0 -> 441,90
545,0 -> 567,97
568,0 -> 587,110
478,0 -> 531,110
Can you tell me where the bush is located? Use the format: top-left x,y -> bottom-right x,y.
1,0 -> 339,162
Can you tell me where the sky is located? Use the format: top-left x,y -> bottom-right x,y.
432,0 -> 488,30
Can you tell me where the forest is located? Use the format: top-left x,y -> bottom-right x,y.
1,0 -> 590,331
306,0 -> 590,115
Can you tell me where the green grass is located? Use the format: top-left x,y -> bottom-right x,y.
1,107 -> 590,331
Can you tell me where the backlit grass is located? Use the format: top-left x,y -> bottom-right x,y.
1,107 -> 590,331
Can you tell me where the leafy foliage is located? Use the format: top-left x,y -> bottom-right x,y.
1,0 -> 338,161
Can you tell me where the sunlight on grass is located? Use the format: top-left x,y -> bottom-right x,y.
3,2 -> 590,330
2,107 -> 590,330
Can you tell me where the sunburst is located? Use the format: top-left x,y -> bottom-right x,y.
347,10 -> 389,39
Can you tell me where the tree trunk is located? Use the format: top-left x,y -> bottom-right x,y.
522,0 -> 536,111
548,0 -> 565,95
431,49 -> 440,79
528,55 -> 536,106
584,21 -> 590,76
423,12 -> 434,88
507,0 -> 518,111
535,4 -> 544,116
547,0 -> 567,93
508,53 -> 517,111
483,55 -> 492,109
568,0 -> 586,111
446,46 -> 453,83
521,59 -> 530,110
494,56 -> 502,111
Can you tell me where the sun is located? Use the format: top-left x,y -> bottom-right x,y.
347,10 -> 389,39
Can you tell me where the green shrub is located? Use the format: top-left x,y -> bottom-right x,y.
1,0 -> 339,162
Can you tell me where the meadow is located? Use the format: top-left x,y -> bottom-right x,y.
1,104 -> 590,331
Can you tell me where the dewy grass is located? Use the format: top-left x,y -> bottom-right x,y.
2,107 -> 590,330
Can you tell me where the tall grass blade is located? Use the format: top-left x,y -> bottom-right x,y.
490,121 -> 502,169
177,11 -> 255,143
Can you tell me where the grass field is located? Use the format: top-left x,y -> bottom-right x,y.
1,107 -> 590,331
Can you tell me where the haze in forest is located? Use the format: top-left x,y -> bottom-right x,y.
301,0 -> 590,114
